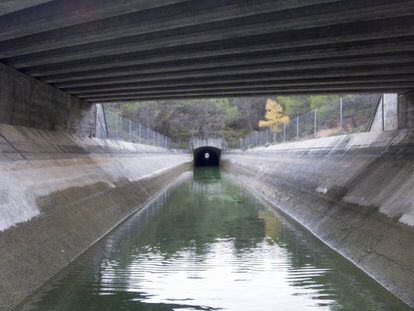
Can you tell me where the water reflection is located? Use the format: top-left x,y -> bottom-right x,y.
18,168 -> 409,311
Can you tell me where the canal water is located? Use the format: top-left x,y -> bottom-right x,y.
18,168 -> 409,311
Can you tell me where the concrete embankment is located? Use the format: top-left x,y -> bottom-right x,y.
0,124 -> 191,310
223,129 -> 414,308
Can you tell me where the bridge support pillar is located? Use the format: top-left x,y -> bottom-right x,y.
0,63 -> 95,136
397,92 -> 414,130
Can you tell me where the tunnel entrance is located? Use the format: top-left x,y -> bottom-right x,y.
193,147 -> 221,166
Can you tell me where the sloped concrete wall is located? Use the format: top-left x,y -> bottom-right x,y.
223,130 -> 414,307
0,123 -> 191,310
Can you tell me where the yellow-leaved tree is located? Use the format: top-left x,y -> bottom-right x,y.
258,98 -> 289,132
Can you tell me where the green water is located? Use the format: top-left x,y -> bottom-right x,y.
18,168 -> 409,311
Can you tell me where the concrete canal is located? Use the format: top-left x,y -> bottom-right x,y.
17,168 -> 409,311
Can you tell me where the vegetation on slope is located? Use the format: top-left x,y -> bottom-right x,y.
107,94 -> 379,148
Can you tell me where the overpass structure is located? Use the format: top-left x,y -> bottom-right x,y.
1,0 -> 414,104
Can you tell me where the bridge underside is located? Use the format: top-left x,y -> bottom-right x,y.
1,0 -> 414,103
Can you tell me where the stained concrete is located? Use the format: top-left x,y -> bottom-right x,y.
398,91 -> 414,130
223,129 -> 414,307
0,63 -> 94,135
0,123 -> 191,310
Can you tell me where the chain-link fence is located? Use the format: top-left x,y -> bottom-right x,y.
96,105 -> 172,148
240,95 -> 391,149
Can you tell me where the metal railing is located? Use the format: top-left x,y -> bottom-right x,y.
240,96 -> 382,149
96,105 -> 172,148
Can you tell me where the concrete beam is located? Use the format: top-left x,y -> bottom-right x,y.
91,90 -> 411,103
0,0 -> 52,16
74,75 -> 414,98
66,73 -> 414,96
42,53 -> 414,85
0,0 -> 338,56
86,86 -> 412,103
1,0 -> 414,99
57,63 -> 414,90
25,36 -> 414,77
0,0 -> 185,41
5,3 -> 414,68
80,82 -> 414,101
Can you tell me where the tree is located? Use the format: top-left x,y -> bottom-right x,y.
258,98 -> 289,132
276,96 -> 308,117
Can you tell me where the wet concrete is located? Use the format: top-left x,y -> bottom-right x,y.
223,129 -> 414,308
2,123 -> 414,309
0,123 -> 191,310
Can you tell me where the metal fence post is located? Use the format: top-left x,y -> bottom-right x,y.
339,97 -> 343,132
283,123 -> 286,142
381,94 -> 385,131
314,109 -> 317,137
138,123 -> 141,143
296,116 -> 299,140
115,113 -> 119,140
129,120 -> 132,142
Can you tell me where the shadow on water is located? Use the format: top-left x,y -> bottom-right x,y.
193,166 -> 221,182
17,168 -> 410,311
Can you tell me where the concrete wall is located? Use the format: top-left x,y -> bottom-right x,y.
0,63 -> 95,136
369,94 -> 398,132
398,92 -> 414,130
223,129 -> 414,307
0,123 -> 191,310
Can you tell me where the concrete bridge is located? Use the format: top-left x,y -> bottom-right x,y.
1,1 -> 414,310
1,0 -> 414,133
2,1 -> 414,105
190,138 -> 226,166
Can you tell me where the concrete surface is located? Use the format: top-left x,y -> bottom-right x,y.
0,123 -> 191,310
0,63 -> 95,136
398,91 -> 414,130
2,1 -> 414,101
223,129 -> 414,307
369,93 -> 398,131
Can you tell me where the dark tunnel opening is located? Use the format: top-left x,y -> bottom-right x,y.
193,147 -> 221,166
